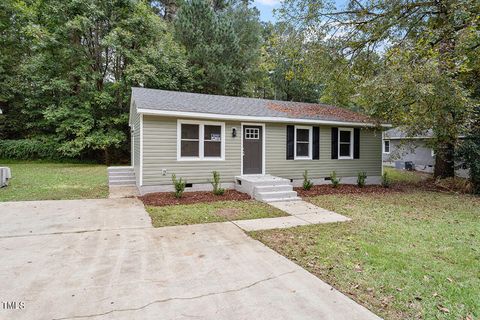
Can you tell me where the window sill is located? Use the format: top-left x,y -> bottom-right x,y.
294,156 -> 313,160
338,156 -> 354,160
177,157 -> 225,161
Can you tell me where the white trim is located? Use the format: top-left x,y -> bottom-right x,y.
139,114 -> 143,186
383,139 -> 390,154
338,127 -> 354,160
293,125 -> 312,160
241,123 -> 266,175
137,108 -> 391,127
130,125 -> 134,167
177,119 -> 225,161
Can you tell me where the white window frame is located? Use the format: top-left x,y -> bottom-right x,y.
383,140 -> 390,154
177,119 -> 225,161
294,125 -> 312,160
338,127 -> 354,160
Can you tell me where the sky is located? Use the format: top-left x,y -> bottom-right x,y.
252,0 -> 348,23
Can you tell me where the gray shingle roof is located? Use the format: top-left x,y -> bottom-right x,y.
384,128 -> 433,139
132,87 -> 377,124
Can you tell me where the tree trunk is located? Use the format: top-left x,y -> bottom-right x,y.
434,141 -> 455,178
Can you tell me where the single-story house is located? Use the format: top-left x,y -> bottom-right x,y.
382,128 -> 468,177
128,87 -> 389,197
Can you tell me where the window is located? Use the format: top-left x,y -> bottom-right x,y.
178,120 -> 224,160
383,140 -> 390,154
294,126 -> 312,159
338,128 -> 353,159
245,128 -> 259,139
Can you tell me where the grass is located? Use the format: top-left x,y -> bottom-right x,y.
250,191 -> 479,320
0,159 -> 108,201
384,166 -> 429,184
147,200 -> 288,227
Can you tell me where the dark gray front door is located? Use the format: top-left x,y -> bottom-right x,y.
243,125 -> 263,174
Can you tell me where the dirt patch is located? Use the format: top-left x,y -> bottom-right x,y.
214,208 -> 243,220
139,189 -> 251,207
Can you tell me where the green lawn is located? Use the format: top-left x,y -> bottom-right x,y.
250,191 -> 479,320
0,160 -> 108,201
147,200 -> 288,227
384,166 -> 431,184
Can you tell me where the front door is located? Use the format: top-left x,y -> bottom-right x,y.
243,125 -> 263,174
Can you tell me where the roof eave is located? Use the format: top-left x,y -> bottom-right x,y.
136,108 -> 392,128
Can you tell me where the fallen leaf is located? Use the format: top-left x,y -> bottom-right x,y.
432,292 -> 438,297
437,305 -> 450,313
396,288 -> 403,292
446,277 -> 453,283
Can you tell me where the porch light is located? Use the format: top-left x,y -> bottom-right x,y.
232,127 -> 237,138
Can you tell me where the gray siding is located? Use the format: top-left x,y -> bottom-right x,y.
142,116 -> 241,185
141,116 -> 382,185
131,103 -> 141,185
383,139 -> 434,166
266,124 -> 382,179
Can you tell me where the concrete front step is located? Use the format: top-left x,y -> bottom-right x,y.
109,175 -> 135,180
256,191 -> 299,202
109,179 -> 136,186
108,166 -> 134,172
254,185 -> 293,194
262,196 -> 302,203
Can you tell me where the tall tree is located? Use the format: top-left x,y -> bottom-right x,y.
175,0 -> 261,96
2,0 -> 192,163
279,0 -> 480,178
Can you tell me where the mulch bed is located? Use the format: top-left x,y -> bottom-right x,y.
295,184 -> 405,197
139,189 -> 251,207
295,179 -> 473,197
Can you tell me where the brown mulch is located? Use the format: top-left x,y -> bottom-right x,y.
139,189 -> 251,207
295,179 -> 474,197
295,184 -> 406,197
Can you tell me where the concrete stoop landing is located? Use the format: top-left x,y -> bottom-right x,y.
108,166 -> 136,187
235,175 -> 301,203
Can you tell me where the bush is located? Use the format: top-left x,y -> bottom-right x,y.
381,172 -> 391,188
330,171 -> 341,188
210,171 -> 225,195
357,171 -> 367,187
0,139 -> 64,160
171,174 -> 186,198
302,170 -> 314,190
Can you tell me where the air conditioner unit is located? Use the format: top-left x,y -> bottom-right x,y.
0,167 -> 11,187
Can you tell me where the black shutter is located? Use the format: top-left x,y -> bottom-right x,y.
354,128 -> 360,159
286,125 -> 294,160
331,127 -> 338,159
313,126 -> 320,160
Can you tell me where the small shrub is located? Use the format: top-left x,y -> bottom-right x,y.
302,170 -> 314,190
330,171 -> 341,188
210,171 -> 225,195
381,172 -> 391,188
171,174 -> 186,198
357,171 -> 367,188
0,139 -> 64,160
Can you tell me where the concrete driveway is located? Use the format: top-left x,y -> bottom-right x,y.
0,199 -> 381,320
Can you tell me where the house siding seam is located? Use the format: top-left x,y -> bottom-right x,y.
141,116 -> 382,186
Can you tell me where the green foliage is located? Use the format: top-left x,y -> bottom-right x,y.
302,170 -> 313,190
329,171 -> 340,188
1,0 -> 192,162
210,171 -> 225,195
0,139 -> 65,160
171,174 -> 186,198
175,0 -> 261,95
357,171 -> 367,188
456,110 -> 480,194
381,172 -> 391,188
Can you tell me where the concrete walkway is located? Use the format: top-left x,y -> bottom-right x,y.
0,199 -> 380,320
233,200 -> 351,231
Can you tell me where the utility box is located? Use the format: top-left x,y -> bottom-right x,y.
405,161 -> 415,171
0,167 -> 11,187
